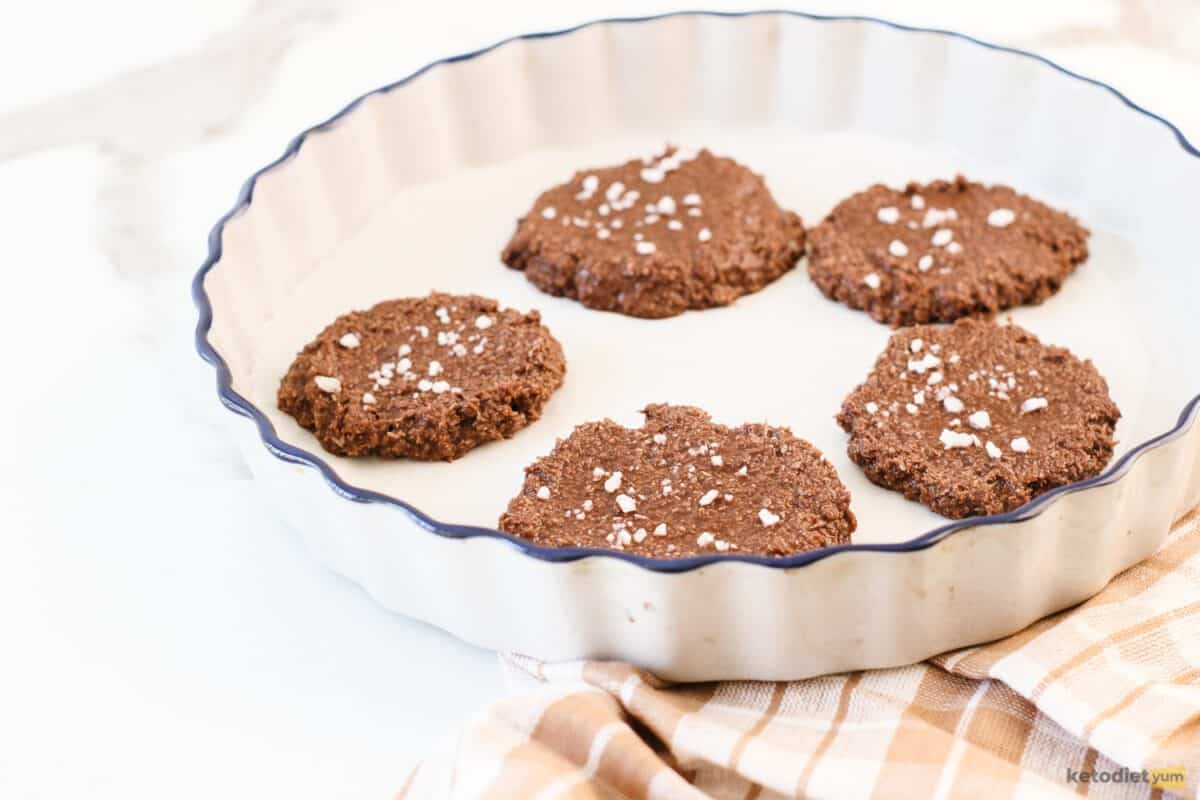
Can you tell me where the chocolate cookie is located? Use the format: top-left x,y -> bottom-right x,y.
278,293 -> 566,461
499,404 -> 855,557
502,146 -> 806,318
837,319 -> 1119,518
808,177 -> 1089,326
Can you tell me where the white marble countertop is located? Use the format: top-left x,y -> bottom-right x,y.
2,2 -> 1197,797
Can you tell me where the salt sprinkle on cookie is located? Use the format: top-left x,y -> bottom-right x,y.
837,318 -> 1118,518
278,293 -> 565,461
808,176 -> 1089,326
500,404 -> 855,557
502,146 -> 805,318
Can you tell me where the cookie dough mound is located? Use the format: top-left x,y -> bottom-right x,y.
808,176 -> 1089,325
500,404 -> 855,558
837,319 -> 1119,518
502,146 -> 806,319
278,293 -> 566,461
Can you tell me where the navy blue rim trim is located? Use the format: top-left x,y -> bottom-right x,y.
192,9 -> 1200,573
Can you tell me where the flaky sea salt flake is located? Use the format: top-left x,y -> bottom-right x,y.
758,508 -> 781,527
988,208 -> 1016,227
314,375 -> 341,393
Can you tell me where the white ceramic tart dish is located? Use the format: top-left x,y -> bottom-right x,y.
194,11 -> 1200,681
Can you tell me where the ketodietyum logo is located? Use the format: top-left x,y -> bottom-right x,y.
1066,765 -> 1186,791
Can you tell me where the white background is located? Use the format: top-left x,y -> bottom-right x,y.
1,1 -> 1197,797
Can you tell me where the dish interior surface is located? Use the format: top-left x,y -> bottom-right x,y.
250,126 -> 1172,544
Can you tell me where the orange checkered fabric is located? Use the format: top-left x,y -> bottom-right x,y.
402,509 -> 1200,799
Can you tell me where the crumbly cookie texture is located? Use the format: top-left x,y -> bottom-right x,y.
502,146 -> 806,319
837,318 -> 1119,518
808,176 -> 1089,326
278,293 -> 566,461
500,404 -> 855,558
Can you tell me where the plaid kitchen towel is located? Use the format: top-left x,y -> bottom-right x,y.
400,509 -> 1200,799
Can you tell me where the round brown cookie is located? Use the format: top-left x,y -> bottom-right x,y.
499,404 -> 855,558
808,176 -> 1089,326
278,293 -> 566,461
837,318 -> 1119,518
502,146 -> 806,319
